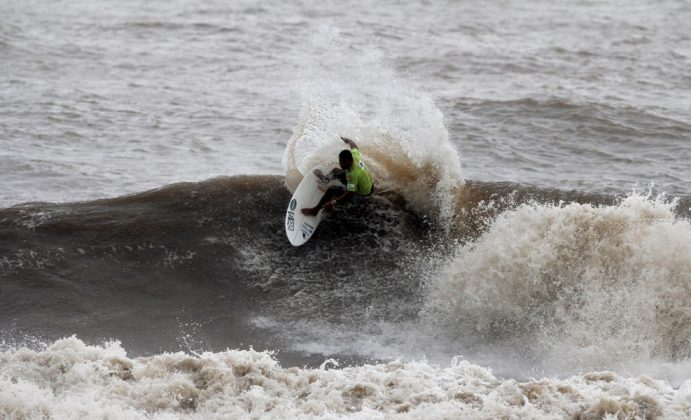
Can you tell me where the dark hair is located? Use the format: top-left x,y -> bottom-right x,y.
339,150 -> 353,161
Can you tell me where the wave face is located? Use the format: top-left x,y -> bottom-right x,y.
0,176 -> 433,361
3,178 -> 690,364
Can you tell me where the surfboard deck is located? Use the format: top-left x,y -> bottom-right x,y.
285,168 -> 329,246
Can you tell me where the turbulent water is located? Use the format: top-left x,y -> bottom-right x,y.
2,0 -> 691,418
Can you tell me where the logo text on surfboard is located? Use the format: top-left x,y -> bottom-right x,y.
286,212 -> 295,231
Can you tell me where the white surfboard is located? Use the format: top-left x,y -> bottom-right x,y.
285,168 -> 329,246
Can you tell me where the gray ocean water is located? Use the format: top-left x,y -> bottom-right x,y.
2,0 -> 690,206
2,0 -> 691,418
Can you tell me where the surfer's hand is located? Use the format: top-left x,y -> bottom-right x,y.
324,200 -> 336,209
340,137 -> 357,149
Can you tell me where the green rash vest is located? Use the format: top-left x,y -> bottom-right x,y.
346,148 -> 373,195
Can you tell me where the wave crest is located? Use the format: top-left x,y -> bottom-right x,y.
425,193 -> 691,369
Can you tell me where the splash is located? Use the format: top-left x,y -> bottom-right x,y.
424,193 -> 691,375
282,24 -> 462,228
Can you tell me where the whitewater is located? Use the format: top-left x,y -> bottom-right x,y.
2,0 -> 691,418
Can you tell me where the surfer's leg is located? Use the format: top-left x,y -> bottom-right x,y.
315,186 -> 344,208
301,186 -> 345,216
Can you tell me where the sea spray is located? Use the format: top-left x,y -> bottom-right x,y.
424,192 -> 691,375
282,24 -> 462,231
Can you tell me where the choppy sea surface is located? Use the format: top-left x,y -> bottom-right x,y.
2,0 -> 691,418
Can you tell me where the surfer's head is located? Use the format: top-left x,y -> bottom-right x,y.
339,150 -> 353,170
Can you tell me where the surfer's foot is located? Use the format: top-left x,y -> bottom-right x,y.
301,207 -> 319,216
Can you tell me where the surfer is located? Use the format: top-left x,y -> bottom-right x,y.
301,137 -> 374,216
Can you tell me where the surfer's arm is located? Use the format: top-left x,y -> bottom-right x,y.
340,136 -> 358,149
324,191 -> 354,209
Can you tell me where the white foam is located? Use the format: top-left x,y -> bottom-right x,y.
1,337 -> 688,419
424,193 -> 691,380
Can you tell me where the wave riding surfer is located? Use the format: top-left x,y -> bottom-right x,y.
301,137 -> 374,216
